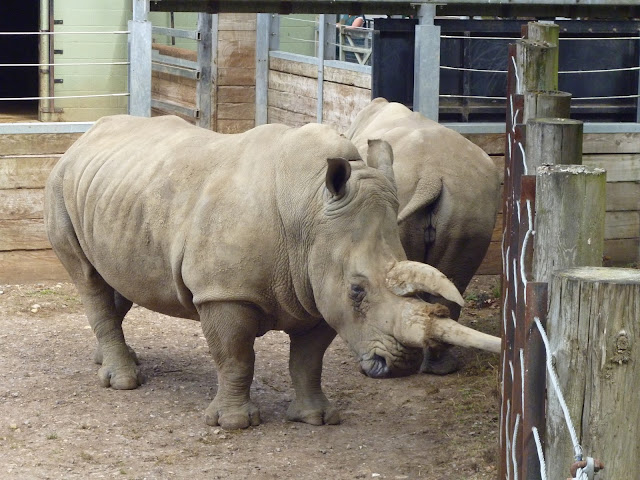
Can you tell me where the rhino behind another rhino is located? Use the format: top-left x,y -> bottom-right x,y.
45,115 -> 500,430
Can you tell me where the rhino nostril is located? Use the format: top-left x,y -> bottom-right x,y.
360,354 -> 389,378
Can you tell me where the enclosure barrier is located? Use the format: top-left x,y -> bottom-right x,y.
497,21 -> 640,480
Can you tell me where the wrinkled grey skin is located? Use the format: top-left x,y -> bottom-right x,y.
347,98 -> 501,374
45,115 -> 462,430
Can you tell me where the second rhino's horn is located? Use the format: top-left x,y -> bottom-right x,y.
386,261 -> 464,307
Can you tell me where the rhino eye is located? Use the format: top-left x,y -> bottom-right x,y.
349,284 -> 366,304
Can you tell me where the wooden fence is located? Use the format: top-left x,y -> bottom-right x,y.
0,132 -> 80,283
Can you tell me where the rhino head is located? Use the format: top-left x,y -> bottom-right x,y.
308,140 -> 500,378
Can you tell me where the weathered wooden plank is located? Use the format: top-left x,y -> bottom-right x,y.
0,218 -> 50,251
217,102 -> 255,120
604,238 -> 639,266
606,182 -> 640,212
477,241 -> 502,275
219,13 -> 257,31
269,56 -> 318,79
152,43 -> 197,62
218,47 -> 255,68
151,108 -> 196,124
268,70 -> 317,98
322,82 -> 371,134
605,211 -> 640,240
218,67 -> 256,86
268,89 -> 316,117
463,133 -> 640,156
583,133 -> 640,154
584,154 -> 640,182
0,249 -> 69,283
218,86 -> 256,103
152,76 -> 196,106
323,66 -> 371,89
218,29 -> 256,43
463,133 -> 505,156
267,106 -> 314,128
216,119 -> 255,133
0,189 -> 44,220
0,156 -> 61,189
0,134 -> 81,156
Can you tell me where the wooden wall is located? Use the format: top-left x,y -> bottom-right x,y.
0,133 -> 80,283
151,13 -> 256,133
268,56 -> 372,133
466,132 -> 640,273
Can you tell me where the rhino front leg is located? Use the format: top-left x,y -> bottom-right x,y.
199,302 -> 261,430
286,320 -> 340,426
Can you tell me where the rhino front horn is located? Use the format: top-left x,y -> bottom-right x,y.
395,304 -> 501,354
386,261 -> 464,307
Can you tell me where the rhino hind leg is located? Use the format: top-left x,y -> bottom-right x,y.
45,186 -> 143,390
199,302 -> 261,430
286,320 -> 340,426
93,292 -> 137,365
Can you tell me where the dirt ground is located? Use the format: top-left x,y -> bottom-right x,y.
0,276 -> 502,480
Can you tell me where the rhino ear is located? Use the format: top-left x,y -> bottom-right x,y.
326,157 -> 352,197
367,139 -> 395,185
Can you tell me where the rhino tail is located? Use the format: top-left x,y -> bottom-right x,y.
397,176 -> 443,224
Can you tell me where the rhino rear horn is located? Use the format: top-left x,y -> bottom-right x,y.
366,139 -> 395,186
386,260 -> 464,307
326,157 -> 351,197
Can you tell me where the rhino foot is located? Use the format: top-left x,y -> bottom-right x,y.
94,344 -> 140,365
97,364 -> 145,390
419,347 -> 461,375
205,400 -> 261,430
286,397 -> 340,426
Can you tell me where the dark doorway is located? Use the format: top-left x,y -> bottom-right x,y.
0,0 -> 40,119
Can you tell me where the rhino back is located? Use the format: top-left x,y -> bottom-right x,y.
52,116 -> 354,323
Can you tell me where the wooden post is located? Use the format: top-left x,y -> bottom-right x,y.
524,90 -> 571,123
533,165 -> 606,284
526,118 -> 583,173
547,267 -> 640,479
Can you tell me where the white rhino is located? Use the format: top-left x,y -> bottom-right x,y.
347,98 -> 501,374
45,115 -> 500,430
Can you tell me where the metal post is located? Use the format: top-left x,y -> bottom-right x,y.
317,14 -> 326,123
128,0 -> 152,117
255,13 -> 270,126
196,13 -> 212,129
323,15 -> 336,61
413,4 -> 440,120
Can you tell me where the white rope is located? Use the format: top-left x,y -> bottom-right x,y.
534,317 -> 583,461
519,200 -> 534,300
440,34 -> 640,41
532,427 -> 548,480
574,94 -> 640,100
0,30 -> 130,35
439,94 -> 506,100
0,93 -> 129,101
561,65 -> 640,74
285,36 -> 318,44
0,62 -> 129,67
440,65 -> 507,74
